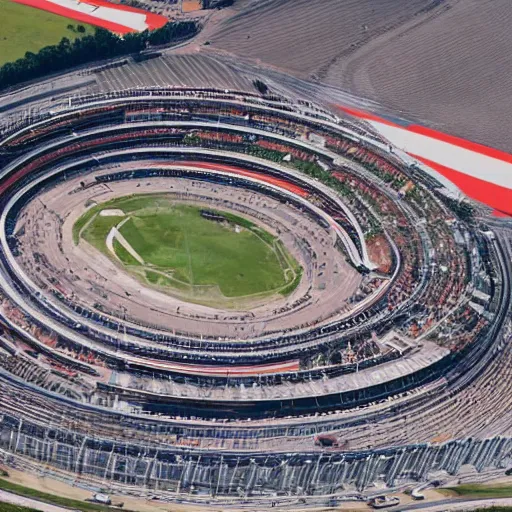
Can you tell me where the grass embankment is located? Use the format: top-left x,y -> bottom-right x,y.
0,0 -> 94,66
0,503 -> 40,512
0,477 -> 115,512
443,483 -> 512,499
473,509 -> 512,512
75,194 -> 302,301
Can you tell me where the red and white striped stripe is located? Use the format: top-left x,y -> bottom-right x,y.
337,105 -> 512,217
11,0 -> 168,34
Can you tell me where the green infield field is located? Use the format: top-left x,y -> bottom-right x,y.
0,0 -> 95,66
74,194 -> 302,307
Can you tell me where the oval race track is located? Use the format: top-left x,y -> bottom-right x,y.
0,87 -> 510,505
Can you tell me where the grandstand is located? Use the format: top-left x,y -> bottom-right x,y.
0,87 -> 509,506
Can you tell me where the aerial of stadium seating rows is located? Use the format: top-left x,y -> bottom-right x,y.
0,85 -> 509,510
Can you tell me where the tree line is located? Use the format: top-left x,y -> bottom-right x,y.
0,21 -> 197,90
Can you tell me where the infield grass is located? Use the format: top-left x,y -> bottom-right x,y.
0,0 -> 95,66
75,194 -> 301,305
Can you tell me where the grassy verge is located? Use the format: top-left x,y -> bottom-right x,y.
0,503 -> 41,512
473,509 -> 512,512
443,483 -> 512,499
0,478 -> 116,512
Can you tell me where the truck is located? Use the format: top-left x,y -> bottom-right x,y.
89,493 -> 111,505
368,495 -> 400,509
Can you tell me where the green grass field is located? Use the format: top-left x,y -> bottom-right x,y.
0,0 -> 95,66
75,194 -> 301,306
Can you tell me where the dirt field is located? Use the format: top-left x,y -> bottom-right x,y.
207,0 -> 434,78
182,0 -> 201,13
15,167 -> 361,339
332,0 -> 512,152
366,234 -> 393,274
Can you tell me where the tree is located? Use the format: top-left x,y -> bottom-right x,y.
253,79 -> 268,95
0,21 -> 198,90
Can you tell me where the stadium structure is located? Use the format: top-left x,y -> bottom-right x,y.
0,84 -> 511,508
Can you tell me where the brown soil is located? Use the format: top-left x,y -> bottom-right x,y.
367,234 -> 393,274
182,0 -> 201,13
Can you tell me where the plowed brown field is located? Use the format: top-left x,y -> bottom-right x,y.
208,0 -> 434,77
332,0 -> 512,151
204,0 -> 512,151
